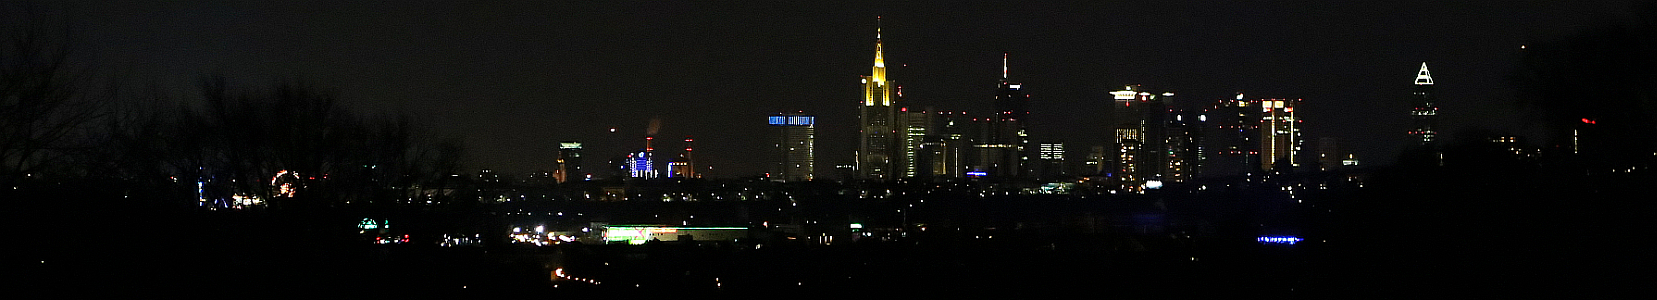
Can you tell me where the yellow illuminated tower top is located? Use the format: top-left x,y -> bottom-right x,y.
864,16 -> 891,106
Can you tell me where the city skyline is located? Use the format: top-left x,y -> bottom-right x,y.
49,1 -> 1644,176
11,2 -> 1653,296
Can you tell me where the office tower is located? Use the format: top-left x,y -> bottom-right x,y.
930,111 -> 976,178
1110,86 -> 1183,191
1204,93 -> 1261,177
1144,92 -> 1172,186
1038,142 -> 1066,179
555,141 -> 583,183
1259,98 -> 1304,173
1110,86 -> 1149,192
669,136 -> 696,178
1410,63 -> 1438,145
898,108 -> 930,178
858,17 -> 899,180
1165,109 -> 1203,183
965,116 -> 998,177
989,52 -> 1033,179
770,113 -> 816,181
917,139 -> 947,180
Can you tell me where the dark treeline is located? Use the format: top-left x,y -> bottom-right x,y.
1,4 -> 466,205
4,4 -> 470,296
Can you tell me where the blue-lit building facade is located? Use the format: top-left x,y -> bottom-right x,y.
771,113 -> 816,181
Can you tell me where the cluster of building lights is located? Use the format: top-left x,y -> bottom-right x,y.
510,225 -> 582,246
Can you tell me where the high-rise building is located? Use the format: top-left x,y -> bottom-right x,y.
898,108 -> 930,178
1259,98 -> 1304,173
1204,93 -> 1261,177
858,17 -> 900,180
1165,109 -> 1203,183
555,141 -> 583,183
1410,62 -> 1438,145
1037,142 -> 1066,179
989,52 -> 1033,179
1100,87 -> 1204,187
930,111 -> 976,178
1144,92 -> 1172,186
1110,86 -> 1154,192
770,113 -> 815,181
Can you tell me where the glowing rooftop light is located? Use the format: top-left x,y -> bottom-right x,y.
1415,62 -> 1434,85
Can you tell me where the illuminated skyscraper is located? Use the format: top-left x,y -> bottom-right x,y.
1144,92 -> 1172,186
1259,98 -> 1303,173
898,108 -> 930,178
1110,86 -> 1154,192
555,141 -> 583,183
1111,86 -> 1197,189
1410,62 -> 1438,145
858,17 -> 899,180
1165,109 -> 1202,183
770,113 -> 815,181
989,52 -> 1033,178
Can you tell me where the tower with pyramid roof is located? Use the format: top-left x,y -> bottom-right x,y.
1410,62 -> 1438,145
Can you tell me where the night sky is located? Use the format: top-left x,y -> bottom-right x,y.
58,1 -> 1640,176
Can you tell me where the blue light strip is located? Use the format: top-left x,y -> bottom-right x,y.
1257,236 -> 1303,245
770,115 -> 814,126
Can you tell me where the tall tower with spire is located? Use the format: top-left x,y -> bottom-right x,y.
858,17 -> 899,180
1410,62 -> 1438,145
989,52 -> 1032,178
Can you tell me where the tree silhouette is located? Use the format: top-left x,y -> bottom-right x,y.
0,2 -> 109,189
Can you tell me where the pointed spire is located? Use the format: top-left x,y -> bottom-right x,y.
873,16 -> 884,68
1002,52 -> 1009,81
1415,62 -> 1434,85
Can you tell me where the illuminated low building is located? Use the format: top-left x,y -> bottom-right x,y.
601,225 -> 749,245
627,151 -> 655,179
